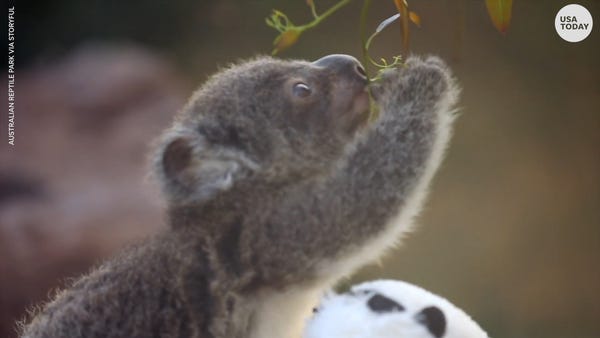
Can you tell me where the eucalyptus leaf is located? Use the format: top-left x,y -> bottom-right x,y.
376,13 -> 401,34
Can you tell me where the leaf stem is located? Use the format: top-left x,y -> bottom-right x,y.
301,0 -> 353,30
308,1 -> 319,19
359,0 -> 373,80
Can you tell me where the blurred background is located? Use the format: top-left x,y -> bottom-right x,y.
1,0 -> 598,337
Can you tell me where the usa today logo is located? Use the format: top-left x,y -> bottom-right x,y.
555,4 -> 593,42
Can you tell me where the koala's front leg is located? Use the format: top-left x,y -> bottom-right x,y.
254,56 -> 459,281
345,55 -> 459,203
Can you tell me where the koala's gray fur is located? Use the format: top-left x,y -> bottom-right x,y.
19,55 -> 458,338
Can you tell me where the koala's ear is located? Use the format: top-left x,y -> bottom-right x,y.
157,132 -> 257,204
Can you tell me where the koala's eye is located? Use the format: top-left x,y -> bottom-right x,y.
292,82 -> 312,98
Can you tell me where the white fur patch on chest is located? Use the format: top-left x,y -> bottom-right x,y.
251,104 -> 455,338
249,284 -> 327,338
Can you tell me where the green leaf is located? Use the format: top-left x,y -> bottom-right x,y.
409,11 -> 421,27
272,29 -> 301,55
375,13 -> 400,34
485,0 -> 513,34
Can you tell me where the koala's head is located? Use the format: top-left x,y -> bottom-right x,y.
305,280 -> 489,338
155,55 -> 369,204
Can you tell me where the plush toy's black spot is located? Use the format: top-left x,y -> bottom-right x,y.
367,293 -> 405,313
416,306 -> 446,338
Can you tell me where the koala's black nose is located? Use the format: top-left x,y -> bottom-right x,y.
312,54 -> 367,82
415,306 -> 446,338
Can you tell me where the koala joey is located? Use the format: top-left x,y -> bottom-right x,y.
20,54 -> 458,338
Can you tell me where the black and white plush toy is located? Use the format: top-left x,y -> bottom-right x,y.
304,280 -> 489,338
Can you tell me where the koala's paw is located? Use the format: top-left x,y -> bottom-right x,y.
372,56 -> 458,112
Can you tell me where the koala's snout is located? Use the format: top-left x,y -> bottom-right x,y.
312,54 -> 370,134
312,54 -> 367,83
